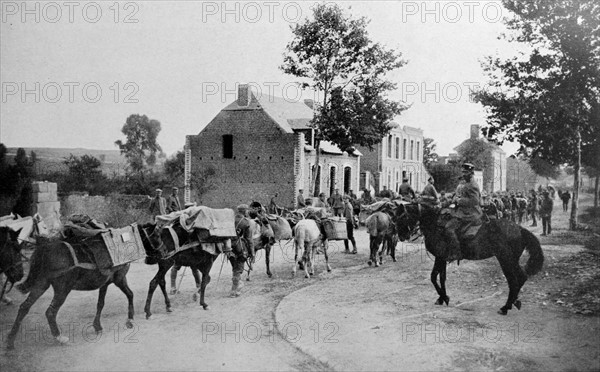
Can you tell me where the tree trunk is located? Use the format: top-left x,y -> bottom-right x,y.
311,140 -> 321,197
569,129 -> 581,230
594,175 -> 599,208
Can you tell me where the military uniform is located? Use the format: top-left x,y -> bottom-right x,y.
149,189 -> 167,219
342,199 -> 357,254
445,164 -> 482,261
398,180 -> 416,200
229,205 -> 255,297
420,180 -> 439,207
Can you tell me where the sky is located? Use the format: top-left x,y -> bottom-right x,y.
0,0 -> 523,157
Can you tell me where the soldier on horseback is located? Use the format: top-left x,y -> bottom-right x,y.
445,163 -> 483,262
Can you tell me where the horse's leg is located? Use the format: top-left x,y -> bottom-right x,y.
367,236 -> 375,266
374,237 -> 381,267
379,239 -> 385,265
322,239 -> 332,273
292,240 -> 298,277
303,241 -> 311,278
496,253 -> 520,315
390,236 -> 397,262
198,262 -> 212,310
144,262 -> 171,319
93,284 -> 109,334
431,258 -> 443,305
191,267 -> 201,302
265,245 -> 273,278
6,280 -> 50,349
439,259 -> 450,305
45,282 -> 72,344
113,270 -> 135,328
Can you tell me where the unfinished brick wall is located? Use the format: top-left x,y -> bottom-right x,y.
31,181 -> 61,230
189,109 -> 297,209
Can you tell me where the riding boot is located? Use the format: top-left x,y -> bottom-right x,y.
446,230 -> 462,262
352,240 -> 357,254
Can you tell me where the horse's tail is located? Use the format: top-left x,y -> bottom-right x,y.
521,227 -> 544,276
17,244 -> 46,294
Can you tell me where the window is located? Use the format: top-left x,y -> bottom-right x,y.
410,140 -> 414,160
387,135 -> 393,158
395,137 -> 400,159
417,141 -> 420,161
403,139 -> 407,160
222,135 -> 233,159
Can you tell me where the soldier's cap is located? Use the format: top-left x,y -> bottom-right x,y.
155,188 -> 162,193
184,202 -> 195,208
172,187 -> 179,191
237,204 -> 249,212
462,163 -> 475,172
403,177 -> 409,182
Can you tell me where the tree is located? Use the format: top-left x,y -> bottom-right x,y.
115,114 -> 162,174
163,150 -> 185,184
427,163 -> 462,194
473,0 -> 600,229
529,156 -> 560,182
455,138 -> 494,171
423,138 -> 439,169
281,3 -> 409,196
63,154 -> 106,193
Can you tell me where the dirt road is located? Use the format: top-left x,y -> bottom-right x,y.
1,204 -> 598,371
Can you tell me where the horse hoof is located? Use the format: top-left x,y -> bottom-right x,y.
514,300 -> 522,310
202,304 -> 209,310
268,273 -> 273,278
392,258 -> 397,262
498,309 -> 508,315
166,307 -> 173,313
145,313 -> 152,320
305,274 -> 310,278
125,319 -> 134,329
192,293 -> 198,302
444,297 -> 450,306
435,298 -> 444,305
367,261 -> 372,266
56,335 -> 69,344
327,268 -> 332,273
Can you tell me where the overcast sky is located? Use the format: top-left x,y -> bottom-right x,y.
0,0 -> 522,157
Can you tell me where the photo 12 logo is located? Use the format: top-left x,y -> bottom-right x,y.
399,1 -> 503,24
1,2 -> 140,24
200,1 -> 303,23
1,82 -> 140,104
201,321 -> 339,344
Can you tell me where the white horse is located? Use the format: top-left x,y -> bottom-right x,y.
292,219 -> 331,278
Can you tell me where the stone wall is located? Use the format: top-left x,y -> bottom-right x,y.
60,194 -> 153,227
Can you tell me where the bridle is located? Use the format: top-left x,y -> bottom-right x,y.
140,225 -> 165,253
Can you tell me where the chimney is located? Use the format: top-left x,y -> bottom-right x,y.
470,124 -> 480,140
237,84 -> 251,106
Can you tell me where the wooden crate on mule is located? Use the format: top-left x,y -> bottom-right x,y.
323,217 -> 348,240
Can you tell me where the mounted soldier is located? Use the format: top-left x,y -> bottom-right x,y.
398,177 -> 416,201
445,163 -> 483,262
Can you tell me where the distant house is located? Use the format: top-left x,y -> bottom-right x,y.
454,124 -> 507,193
357,123 -> 429,194
184,84 -> 361,209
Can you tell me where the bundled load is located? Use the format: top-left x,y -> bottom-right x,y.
265,214 -> 293,240
62,214 -> 145,270
322,216 -> 348,240
156,206 -> 235,257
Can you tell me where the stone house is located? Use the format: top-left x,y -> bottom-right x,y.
357,123 -> 429,194
184,84 -> 361,209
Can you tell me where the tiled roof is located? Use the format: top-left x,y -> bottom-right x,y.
223,91 -> 313,133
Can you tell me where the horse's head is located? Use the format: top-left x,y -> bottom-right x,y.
0,227 -> 25,283
393,203 -> 422,241
138,223 -> 168,259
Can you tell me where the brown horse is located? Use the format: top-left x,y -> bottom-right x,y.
365,211 -> 397,266
0,227 -> 25,300
5,224 -> 150,350
244,215 -> 276,281
395,203 -> 544,315
142,221 -> 220,318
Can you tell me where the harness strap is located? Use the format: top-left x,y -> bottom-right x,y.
166,226 -> 180,251
63,242 -> 97,270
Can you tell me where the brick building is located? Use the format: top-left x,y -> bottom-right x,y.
184,84 -> 361,209
506,156 -> 542,193
357,123 -> 429,194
